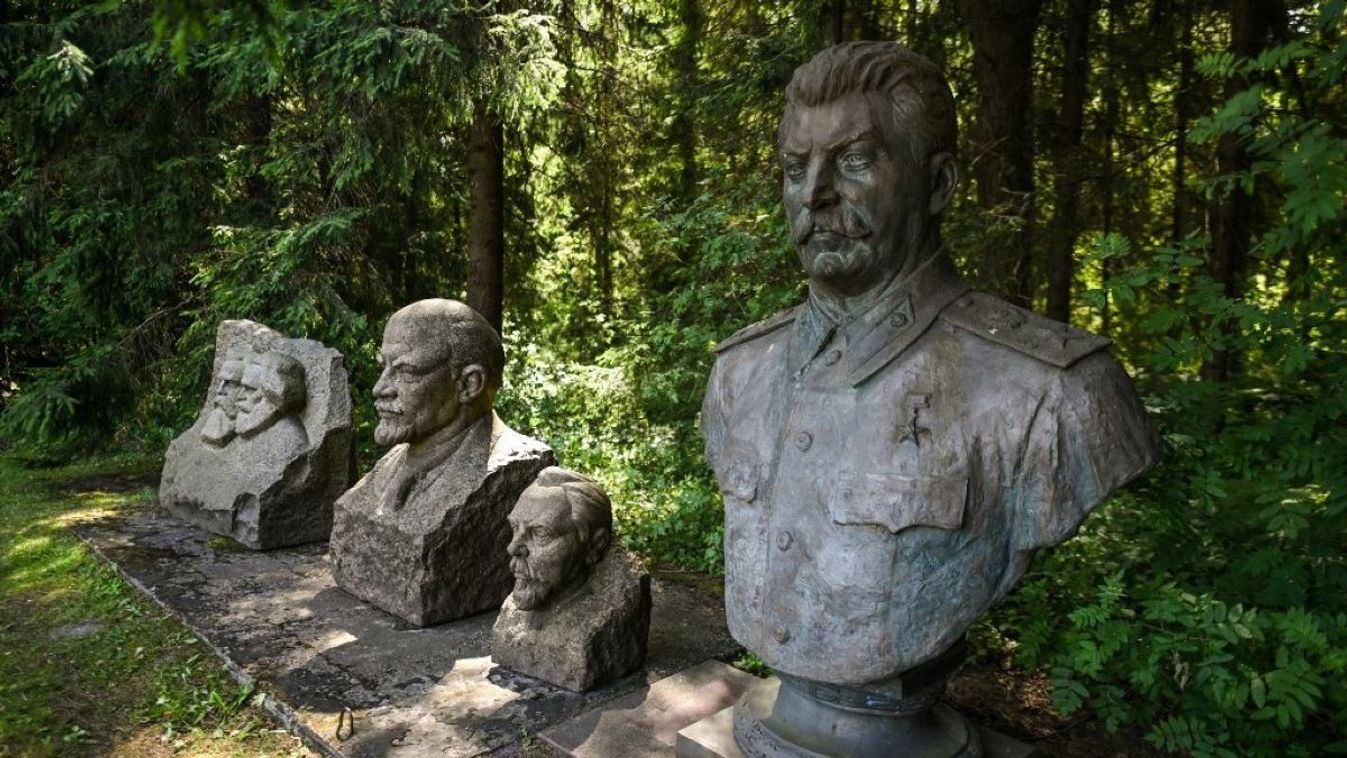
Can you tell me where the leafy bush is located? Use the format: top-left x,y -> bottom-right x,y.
991,22 -> 1347,756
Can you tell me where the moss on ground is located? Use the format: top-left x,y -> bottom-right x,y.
0,453 -> 312,757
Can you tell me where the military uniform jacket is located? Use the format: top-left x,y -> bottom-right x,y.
700,252 -> 1160,685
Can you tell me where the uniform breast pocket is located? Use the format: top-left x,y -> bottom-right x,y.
819,471 -> 967,533
812,470 -> 968,597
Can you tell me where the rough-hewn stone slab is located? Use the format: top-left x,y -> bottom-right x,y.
160,319 -> 352,549
74,508 -> 739,757
542,660 -> 756,758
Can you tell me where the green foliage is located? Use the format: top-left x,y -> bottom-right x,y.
994,22 -> 1347,756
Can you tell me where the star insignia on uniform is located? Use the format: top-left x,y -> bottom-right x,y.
898,394 -> 931,447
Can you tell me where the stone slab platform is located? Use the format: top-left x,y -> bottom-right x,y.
74,509 -> 740,758
541,660 -> 757,757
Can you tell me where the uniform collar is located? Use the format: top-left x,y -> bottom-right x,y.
790,251 -> 970,385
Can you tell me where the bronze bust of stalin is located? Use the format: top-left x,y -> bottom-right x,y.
700,42 -> 1160,757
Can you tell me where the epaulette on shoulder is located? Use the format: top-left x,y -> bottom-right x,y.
714,305 -> 802,354
943,291 -> 1111,368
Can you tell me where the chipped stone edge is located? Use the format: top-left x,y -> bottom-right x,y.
75,525 -> 349,758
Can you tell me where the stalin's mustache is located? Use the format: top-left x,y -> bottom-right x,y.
793,205 -> 873,245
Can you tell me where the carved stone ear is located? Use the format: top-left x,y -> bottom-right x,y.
928,152 -> 959,216
587,527 -> 612,567
458,364 -> 487,404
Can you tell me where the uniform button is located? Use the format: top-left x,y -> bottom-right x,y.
776,530 -> 793,550
772,624 -> 790,643
822,349 -> 842,365
794,431 -> 812,451
890,311 -> 910,328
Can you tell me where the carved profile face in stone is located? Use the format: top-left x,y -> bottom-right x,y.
234,351 -> 306,438
778,42 -> 960,296
201,359 -> 246,446
372,299 -> 504,448
507,467 -> 613,611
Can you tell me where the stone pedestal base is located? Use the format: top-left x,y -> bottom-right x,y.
676,676 -> 1041,758
540,660 -> 757,757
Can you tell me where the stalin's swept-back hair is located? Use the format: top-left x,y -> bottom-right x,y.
781,41 -> 957,165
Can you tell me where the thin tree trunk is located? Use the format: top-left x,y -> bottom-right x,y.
1100,0 -> 1118,338
466,100 -> 505,333
1046,0 -> 1092,323
1202,0 -> 1264,381
674,0 -> 702,205
955,0 -> 1043,306
827,0 -> 846,45
1172,20 -> 1194,244
597,180 -> 613,314
855,0 -> 884,39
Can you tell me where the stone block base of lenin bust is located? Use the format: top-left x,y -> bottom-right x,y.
329,299 -> 554,626
491,467 -> 652,692
699,43 -> 1161,757
159,319 -> 352,549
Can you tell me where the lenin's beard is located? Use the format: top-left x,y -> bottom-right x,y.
373,403 -> 409,447
792,203 -> 876,282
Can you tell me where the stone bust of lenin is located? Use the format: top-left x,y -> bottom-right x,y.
330,299 -> 554,626
700,42 -> 1161,756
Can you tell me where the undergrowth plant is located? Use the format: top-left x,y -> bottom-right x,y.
993,19 -> 1347,757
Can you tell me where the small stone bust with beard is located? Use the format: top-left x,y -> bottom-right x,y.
329,299 -> 555,626
490,467 -> 651,692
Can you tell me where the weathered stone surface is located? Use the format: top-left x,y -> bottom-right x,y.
543,660 -> 756,758
699,42 -> 1162,756
491,467 -> 652,692
494,549 -> 651,692
331,412 -> 553,626
330,296 -> 554,627
160,319 -> 352,549
74,508 -> 742,758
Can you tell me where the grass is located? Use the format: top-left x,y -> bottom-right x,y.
0,452 -> 312,757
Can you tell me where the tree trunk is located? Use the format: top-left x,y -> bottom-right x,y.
1201,0 -> 1264,382
673,0 -> 702,205
826,0 -> 846,45
1045,0 -> 1092,323
1172,19 -> 1194,245
955,0 -> 1043,306
854,0 -> 885,39
466,100 -> 505,333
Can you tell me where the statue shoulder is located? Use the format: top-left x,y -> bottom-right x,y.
713,305 -> 803,354
942,291 -> 1111,369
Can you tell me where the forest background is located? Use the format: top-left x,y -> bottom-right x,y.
1,0 -> 1344,756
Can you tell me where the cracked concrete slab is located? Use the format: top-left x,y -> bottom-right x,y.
74,508 -> 740,757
